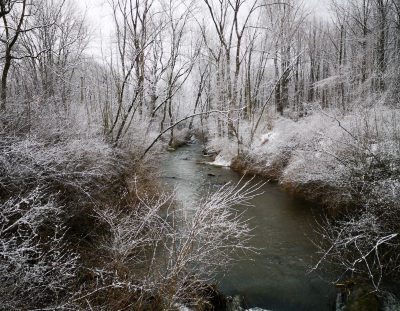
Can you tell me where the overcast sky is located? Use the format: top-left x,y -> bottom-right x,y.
76,0 -> 332,58
305,0 -> 331,15
77,0 -> 111,58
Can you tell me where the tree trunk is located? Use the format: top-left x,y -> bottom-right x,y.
274,50 -> 282,115
0,50 -> 11,111
376,0 -> 387,91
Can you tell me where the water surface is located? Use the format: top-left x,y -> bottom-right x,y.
161,144 -> 334,311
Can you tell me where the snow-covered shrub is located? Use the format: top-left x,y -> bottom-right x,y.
75,187 -> 173,310
241,108 -> 400,210
84,179 -> 261,310
0,133 -> 148,307
278,108 -> 400,286
0,189 -> 80,310
152,179 -> 261,309
0,135 -> 133,204
0,96 -> 103,143
232,113 -> 336,179
313,208 -> 399,290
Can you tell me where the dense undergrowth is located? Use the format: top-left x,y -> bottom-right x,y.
0,105 -> 259,311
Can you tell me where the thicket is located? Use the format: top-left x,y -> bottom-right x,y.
0,1 -> 259,310
0,107 -> 260,310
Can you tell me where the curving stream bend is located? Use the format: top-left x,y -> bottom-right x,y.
161,143 -> 334,311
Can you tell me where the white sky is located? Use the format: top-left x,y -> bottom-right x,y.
76,0 -> 332,58
305,0 -> 332,18
77,0 -> 114,58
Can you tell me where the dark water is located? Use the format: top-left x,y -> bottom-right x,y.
161,144 -> 334,311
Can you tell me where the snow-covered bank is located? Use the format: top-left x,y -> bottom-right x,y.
209,109 -> 400,209
207,108 -> 400,291
209,154 -> 232,167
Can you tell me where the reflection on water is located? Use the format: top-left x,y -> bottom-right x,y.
161,144 -> 334,311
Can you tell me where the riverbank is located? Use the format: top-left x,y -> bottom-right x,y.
204,109 -> 400,302
165,140 -> 400,310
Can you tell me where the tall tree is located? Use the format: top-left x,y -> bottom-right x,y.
0,0 -> 27,110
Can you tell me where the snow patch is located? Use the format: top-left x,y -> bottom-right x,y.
209,154 -> 231,167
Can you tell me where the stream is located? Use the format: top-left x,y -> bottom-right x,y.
161,143 -> 334,311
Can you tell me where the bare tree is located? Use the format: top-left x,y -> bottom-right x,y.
0,0 -> 27,110
202,0 -> 262,138
159,0 -> 198,148
107,0 -> 156,145
19,0 -> 88,106
375,0 -> 389,91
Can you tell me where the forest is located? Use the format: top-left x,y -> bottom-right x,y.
0,0 -> 399,310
